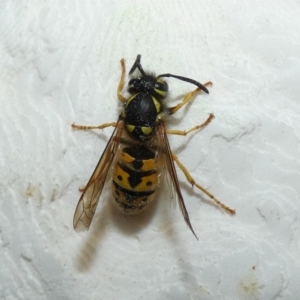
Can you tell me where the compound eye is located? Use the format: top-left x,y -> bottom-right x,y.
128,78 -> 139,89
155,80 -> 168,92
128,79 -> 136,86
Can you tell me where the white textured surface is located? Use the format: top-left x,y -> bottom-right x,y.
1,1 -> 300,299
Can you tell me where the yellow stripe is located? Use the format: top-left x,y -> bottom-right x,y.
121,152 -> 135,164
151,96 -> 161,113
113,165 -> 158,192
141,126 -> 152,135
154,88 -> 166,97
126,124 -> 135,132
125,94 -> 138,107
140,158 -> 156,171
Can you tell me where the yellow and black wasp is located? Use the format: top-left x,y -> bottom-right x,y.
72,54 -> 235,239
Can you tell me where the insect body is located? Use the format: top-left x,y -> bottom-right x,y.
72,55 -> 235,239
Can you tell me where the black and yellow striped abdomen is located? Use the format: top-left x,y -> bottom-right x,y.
112,145 -> 160,214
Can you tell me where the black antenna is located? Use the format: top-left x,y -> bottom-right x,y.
129,54 -> 209,94
157,73 -> 209,94
129,54 -> 146,76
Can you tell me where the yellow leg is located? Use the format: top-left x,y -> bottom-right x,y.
167,113 -> 214,136
71,122 -> 117,130
117,58 -> 127,102
172,152 -> 235,215
167,81 -> 212,115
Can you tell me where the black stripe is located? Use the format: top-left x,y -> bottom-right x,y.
118,162 -> 156,188
113,181 -> 154,199
123,146 -> 156,160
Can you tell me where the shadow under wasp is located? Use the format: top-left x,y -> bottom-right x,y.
72,54 -> 235,239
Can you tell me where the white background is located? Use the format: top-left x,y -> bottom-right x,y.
1,1 -> 300,299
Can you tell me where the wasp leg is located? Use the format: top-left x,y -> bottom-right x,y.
71,122 -> 117,130
117,58 -> 127,102
167,81 -> 212,115
172,152 -> 235,215
167,113 -> 214,136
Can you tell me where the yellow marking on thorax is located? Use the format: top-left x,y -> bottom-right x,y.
141,126 -> 152,135
152,96 -> 161,112
154,89 -> 166,97
125,94 -> 137,107
126,124 -> 135,132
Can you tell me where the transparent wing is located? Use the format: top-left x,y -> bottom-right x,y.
73,118 -> 124,231
157,121 -> 198,240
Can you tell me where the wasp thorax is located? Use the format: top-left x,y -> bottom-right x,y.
124,92 -> 162,140
128,76 -> 168,100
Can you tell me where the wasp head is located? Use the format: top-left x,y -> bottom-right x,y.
128,75 -> 168,100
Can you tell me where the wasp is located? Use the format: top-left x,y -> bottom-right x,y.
72,55 -> 235,239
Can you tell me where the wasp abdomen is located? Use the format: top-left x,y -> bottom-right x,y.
112,145 -> 160,214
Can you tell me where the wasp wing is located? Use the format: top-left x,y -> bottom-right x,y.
73,118 -> 124,231
158,122 -> 198,240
